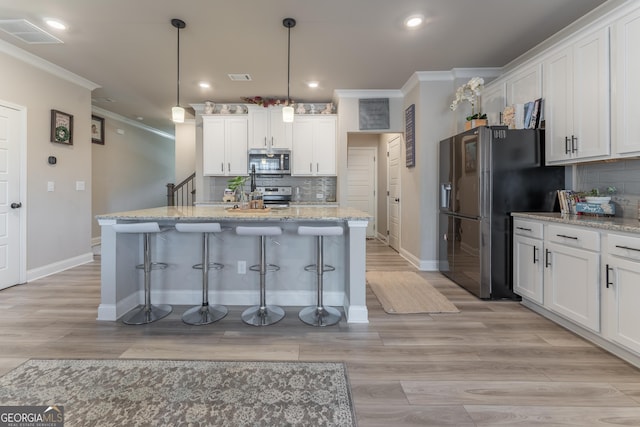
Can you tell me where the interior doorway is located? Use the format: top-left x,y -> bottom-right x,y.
0,102 -> 26,290
387,136 -> 401,252
347,147 -> 377,237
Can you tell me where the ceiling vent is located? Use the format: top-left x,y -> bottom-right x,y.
228,73 -> 252,81
0,19 -> 63,44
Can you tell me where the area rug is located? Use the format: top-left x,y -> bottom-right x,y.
367,271 -> 459,314
0,359 -> 356,427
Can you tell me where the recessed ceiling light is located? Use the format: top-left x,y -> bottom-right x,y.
199,81 -> 210,89
307,81 -> 319,88
404,14 -> 424,29
136,116 -> 144,121
45,19 -> 67,30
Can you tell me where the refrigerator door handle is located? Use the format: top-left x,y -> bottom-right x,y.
440,183 -> 452,209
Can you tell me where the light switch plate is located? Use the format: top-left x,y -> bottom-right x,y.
76,181 -> 85,191
47,181 -> 55,192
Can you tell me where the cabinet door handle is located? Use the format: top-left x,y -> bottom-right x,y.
565,136 -> 571,154
516,226 -> 532,232
533,246 -> 539,264
316,163 -> 319,173
606,264 -> 613,289
556,234 -> 578,240
545,249 -> 551,268
221,162 -> 224,173
309,163 -> 312,173
228,163 -> 230,172
571,135 -> 577,153
615,245 -> 640,253
264,137 -> 267,147
271,137 -> 274,147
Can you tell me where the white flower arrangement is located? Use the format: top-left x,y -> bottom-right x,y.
450,77 -> 486,120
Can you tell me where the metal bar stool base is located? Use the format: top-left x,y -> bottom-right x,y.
122,304 -> 172,325
241,305 -> 285,327
182,304 -> 228,326
299,305 -> 341,327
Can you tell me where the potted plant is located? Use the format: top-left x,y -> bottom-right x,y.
227,176 -> 249,206
450,77 -> 487,130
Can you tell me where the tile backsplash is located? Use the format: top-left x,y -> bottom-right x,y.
205,176 -> 337,203
576,159 -> 640,219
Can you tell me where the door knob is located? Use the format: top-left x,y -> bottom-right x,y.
11,202 -> 22,209
395,198 -> 400,202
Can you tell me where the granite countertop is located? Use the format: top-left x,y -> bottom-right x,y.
96,205 -> 371,222
512,212 -> 640,234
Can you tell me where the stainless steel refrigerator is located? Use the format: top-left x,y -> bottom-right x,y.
438,126 -> 564,299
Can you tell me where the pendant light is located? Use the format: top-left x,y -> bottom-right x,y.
282,18 -> 296,123
171,18 -> 186,123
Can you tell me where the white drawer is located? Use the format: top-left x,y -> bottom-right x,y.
607,233 -> 640,261
513,219 -> 543,239
547,224 -> 600,251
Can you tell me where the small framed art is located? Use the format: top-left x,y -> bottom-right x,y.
91,115 -> 105,144
51,109 -> 73,145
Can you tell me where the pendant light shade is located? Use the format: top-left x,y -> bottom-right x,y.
171,18 -> 186,123
282,18 -> 296,123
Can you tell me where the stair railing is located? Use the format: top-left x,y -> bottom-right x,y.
167,172 -> 196,206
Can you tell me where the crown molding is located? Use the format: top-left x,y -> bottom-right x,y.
0,39 -> 99,91
91,106 -> 174,140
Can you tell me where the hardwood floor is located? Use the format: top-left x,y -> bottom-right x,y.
2,239 -> 640,425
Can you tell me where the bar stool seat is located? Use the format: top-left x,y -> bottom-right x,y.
113,222 -> 172,325
298,226 -> 343,327
175,222 -> 228,325
236,226 -> 285,326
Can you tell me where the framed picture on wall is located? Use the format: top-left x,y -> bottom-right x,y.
50,109 -> 73,145
91,115 -> 105,145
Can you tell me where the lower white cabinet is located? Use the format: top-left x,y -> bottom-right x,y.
603,233 -> 640,354
513,219 -> 544,304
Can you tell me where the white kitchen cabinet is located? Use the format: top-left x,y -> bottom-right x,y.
544,27 -> 610,164
513,219 -> 544,304
505,63 -> 542,106
248,106 -> 292,150
481,79 -> 506,126
611,6 -> 640,156
292,116 -> 337,176
202,116 -> 248,176
543,224 -> 600,332
603,233 -> 640,354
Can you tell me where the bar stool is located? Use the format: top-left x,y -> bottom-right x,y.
113,222 -> 172,325
298,226 -> 343,327
175,223 -> 228,325
236,226 -> 285,326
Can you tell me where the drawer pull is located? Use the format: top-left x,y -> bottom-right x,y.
606,264 -> 613,289
556,234 -> 578,240
615,245 -> 640,253
516,226 -> 533,232
533,246 -> 539,264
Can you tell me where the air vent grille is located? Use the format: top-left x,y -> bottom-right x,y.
228,74 -> 252,81
0,19 -> 63,44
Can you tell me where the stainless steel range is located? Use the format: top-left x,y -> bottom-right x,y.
257,186 -> 291,208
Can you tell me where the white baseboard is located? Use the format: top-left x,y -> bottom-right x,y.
27,252 -> 94,282
398,248 -> 438,271
375,232 -> 388,244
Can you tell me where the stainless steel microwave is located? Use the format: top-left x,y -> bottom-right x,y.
248,148 -> 291,175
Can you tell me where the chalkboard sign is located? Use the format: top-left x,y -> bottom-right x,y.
405,104 -> 415,167
359,98 -> 389,130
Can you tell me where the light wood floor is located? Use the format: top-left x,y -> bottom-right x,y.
2,239 -> 640,426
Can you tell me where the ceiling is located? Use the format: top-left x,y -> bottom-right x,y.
0,0 -> 608,134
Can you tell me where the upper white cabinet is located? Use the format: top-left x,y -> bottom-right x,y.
481,80 -> 506,125
611,6 -> 640,156
292,116 -> 337,176
248,106 -> 292,150
544,27 -> 610,164
506,64 -> 542,106
202,116 -> 248,176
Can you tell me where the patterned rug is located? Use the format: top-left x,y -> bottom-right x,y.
0,359 -> 356,427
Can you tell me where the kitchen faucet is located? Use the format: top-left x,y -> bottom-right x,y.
250,164 -> 257,192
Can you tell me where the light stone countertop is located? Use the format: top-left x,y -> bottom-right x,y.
512,212 -> 640,234
96,205 -> 371,222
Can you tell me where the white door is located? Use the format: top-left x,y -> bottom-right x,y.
387,136 -> 401,251
347,147 -> 376,237
0,104 -> 23,289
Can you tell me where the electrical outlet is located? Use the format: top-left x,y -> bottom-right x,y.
316,193 -> 324,199
237,260 -> 246,274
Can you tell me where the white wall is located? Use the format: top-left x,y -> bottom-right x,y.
175,120 -> 196,182
91,111 -> 175,239
0,45 -> 95,274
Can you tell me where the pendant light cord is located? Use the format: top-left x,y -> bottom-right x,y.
287,24 -> 291,104
176,25 -> 180,107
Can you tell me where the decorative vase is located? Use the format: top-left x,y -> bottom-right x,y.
465,119 -> 488,130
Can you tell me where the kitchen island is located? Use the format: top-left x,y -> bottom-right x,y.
96,206 -> 371,323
